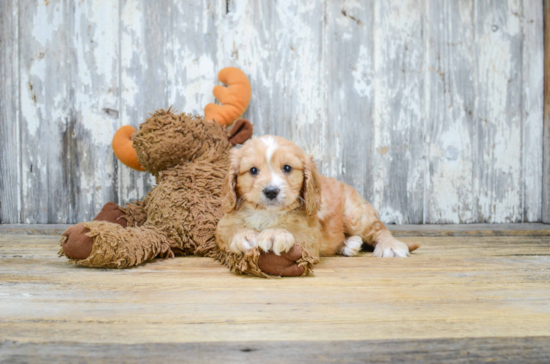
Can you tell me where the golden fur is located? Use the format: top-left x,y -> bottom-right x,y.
216,136 -> 420,262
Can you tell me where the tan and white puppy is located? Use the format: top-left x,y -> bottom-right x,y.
216,136 -> 419,262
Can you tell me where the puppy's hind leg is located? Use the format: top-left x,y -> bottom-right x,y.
341,184 -> 420,257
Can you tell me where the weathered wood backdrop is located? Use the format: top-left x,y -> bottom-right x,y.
0,0 -> 545,224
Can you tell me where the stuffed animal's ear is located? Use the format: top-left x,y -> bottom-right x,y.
221,149 -> 240,213
301,155 -> 322,216
228,119 -> 253,145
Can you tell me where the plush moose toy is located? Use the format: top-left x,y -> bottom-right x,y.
59,68 -> 314,277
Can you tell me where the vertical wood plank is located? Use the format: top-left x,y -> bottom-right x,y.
269,1 -> 328,169
119,0 -> 154,205
424,0 -> 477,223
371,1 -> 425,224
218,0 -> 327,169
19,0 -> 119,224
475,0 -> 523,223
19,0 -> 72,223
119,0 -> 218,206
71,0 -> 120,222
522,0 -> 544,222
325,0 -> 375,202
214,0 -> 274,136
216,0 -> 328,179
0,0 -> 21,223
543,0 -> 550,223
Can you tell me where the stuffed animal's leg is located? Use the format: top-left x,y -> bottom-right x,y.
61,221 -> 173,268
118,200 -> 148,227
61,202 -> 126,259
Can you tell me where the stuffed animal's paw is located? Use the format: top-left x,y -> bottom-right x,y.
61,202 -> 128,260
61,223 -> 94,260
258,245 -> 306,277
93,202 -> 127,227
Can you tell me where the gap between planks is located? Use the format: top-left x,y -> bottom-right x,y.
0,223 -> 549,237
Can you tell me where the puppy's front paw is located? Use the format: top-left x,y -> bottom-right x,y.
230,230 -> 258,254
257,229 -> 295,255
341,236 -> 363,257
373,239 -> 409,258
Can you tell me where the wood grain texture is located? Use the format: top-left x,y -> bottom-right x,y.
2,234 -> 550,344
71,1 -> 120,222
523,0 -> 544,222
1,337 -> 549,364
424,0 -> 477,224
0,0 -> 545,223
214,0 -> 272,136
372,1 -> 425,224
118,0 -> 218,206
0,0 -> 20,224
18,0 -> 72,223
18,0 -> 119,223
544,0 -> 550,223
476,0 -> 524,223
2,222 -> 550,237
325,0 -> 375,204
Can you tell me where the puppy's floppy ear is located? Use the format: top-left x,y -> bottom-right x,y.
222,148 -> 240,213
302,155 -> 322,216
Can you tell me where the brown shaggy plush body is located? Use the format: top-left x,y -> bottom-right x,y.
60,110 -> 308,277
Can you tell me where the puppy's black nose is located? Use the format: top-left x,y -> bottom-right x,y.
263,187 -> 280,200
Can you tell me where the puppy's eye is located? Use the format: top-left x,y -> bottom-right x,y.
283,165 -> 292,173
250,167 -> 258,175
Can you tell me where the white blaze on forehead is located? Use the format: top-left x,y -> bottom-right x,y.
260,137 -> 284,194
260,136 -> 278,168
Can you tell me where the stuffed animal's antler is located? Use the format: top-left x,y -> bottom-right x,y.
204,67 -> 251,126
113,68 -> 251,171
112,125 -> 145,171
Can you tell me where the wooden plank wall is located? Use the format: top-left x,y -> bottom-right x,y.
544,0 -> 550,223
0,0 -> 544,224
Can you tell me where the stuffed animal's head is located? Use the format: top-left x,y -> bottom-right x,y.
111,67 -> 253,175
113,109 -> 253,175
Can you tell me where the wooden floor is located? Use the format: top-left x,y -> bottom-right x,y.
1,225 -> 550,363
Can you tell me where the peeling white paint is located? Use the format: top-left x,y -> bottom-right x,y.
31,2 -> 63,47
4,0 -> 544,224
353,45 -> 371,98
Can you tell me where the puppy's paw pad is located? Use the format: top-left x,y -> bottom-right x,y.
373,239 -> 409,258
341,236 -> 363,257
230,231 -> 258,253
257,229 -> 295,255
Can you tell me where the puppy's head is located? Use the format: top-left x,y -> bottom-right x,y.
222,136 -> 321,215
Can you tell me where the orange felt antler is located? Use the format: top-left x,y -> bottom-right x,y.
204,67 -> 251,126
112,125 -> 145,171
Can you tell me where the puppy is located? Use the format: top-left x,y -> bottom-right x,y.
216,136 -> 419,266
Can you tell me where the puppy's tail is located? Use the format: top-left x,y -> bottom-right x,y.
405,242 -> 421,252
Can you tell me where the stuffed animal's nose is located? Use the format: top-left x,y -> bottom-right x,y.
263,187 -> 280,200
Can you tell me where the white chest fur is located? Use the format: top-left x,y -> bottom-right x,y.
242,209 -> 282,231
